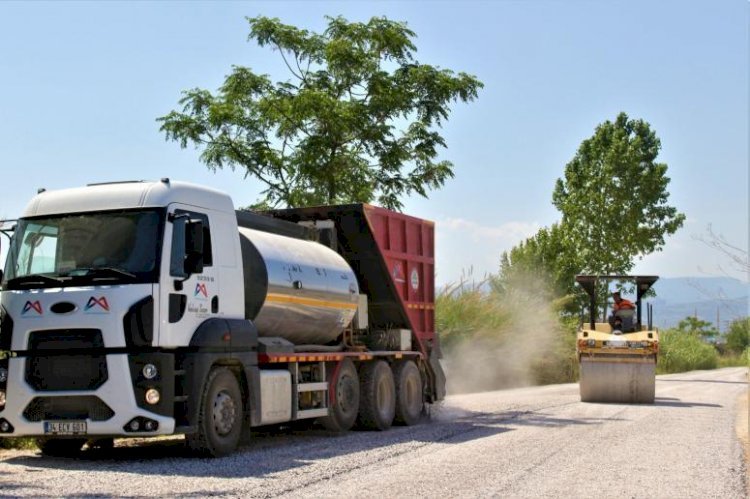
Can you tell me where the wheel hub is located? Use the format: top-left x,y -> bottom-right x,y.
212,391 -> 237,436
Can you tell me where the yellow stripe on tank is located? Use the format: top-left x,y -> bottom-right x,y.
265,293 -> 358,310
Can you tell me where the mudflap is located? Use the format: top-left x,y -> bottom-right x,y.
428,344 -> 447,402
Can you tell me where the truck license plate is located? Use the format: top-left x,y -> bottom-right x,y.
43,421 -> 87,435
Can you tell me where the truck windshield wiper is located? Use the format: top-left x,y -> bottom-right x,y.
72,267 -> 137,280
7,274 -> 65,289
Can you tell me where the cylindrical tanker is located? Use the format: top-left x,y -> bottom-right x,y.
238,227 -> 359,345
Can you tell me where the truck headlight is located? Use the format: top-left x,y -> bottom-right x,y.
0,367 -> 7,383
0,390 -> 5,407
145,388 -> 160,405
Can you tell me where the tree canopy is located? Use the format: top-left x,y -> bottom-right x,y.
158,16 -> 483,210
495,223 -> 582,297
552,112 -> 685,275
675,316 -> 719,340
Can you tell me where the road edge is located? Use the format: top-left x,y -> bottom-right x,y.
736,370 -> 749,498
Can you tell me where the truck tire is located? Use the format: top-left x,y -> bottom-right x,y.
357,360 -> 395,431
35,438 -> 86,457
186,366 -> 243,457
320,358 -> 359,432
393,360 -> 423,426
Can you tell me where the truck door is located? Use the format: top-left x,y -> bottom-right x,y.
158,206 -> 220,347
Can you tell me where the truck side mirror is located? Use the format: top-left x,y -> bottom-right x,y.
184,220 -> 204,275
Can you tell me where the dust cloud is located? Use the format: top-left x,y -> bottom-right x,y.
440,276 -> 569,395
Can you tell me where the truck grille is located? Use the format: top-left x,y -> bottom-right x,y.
26,329 -> 108,391
23,396 -> 114,421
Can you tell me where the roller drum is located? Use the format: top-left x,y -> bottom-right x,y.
238,227 -> 359,345
579,357 -> 656,403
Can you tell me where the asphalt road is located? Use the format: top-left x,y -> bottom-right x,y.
0,367 -> 746,498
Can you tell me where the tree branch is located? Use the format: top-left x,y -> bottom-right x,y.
276,43 -> 303,81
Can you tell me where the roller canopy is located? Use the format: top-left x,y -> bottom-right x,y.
575,275 -> 659,302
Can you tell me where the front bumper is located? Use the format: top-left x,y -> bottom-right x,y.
0,353 -> 175,437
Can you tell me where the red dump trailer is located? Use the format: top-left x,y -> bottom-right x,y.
0,180 -> 445,457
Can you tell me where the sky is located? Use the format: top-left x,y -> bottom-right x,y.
0,0 -> 747,286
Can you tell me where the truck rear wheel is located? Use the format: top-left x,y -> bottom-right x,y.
36,438 -> 86,457
187,366 -> 243,457
393,360 -> 423,426
320,358 -> 359,432
357,360 -> 395,431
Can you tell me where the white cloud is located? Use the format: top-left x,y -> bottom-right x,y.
440,217 -> 540,244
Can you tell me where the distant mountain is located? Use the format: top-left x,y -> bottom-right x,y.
648,277 -> 748,304
645,277 -> 748,332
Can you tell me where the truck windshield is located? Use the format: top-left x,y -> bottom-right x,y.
3,209 -> 164,290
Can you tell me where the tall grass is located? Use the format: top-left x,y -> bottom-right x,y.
437,281 -> 512,349
657,329 -> 718,374
717,352 -> 749,368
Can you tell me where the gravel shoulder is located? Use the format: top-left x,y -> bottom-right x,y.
0,367 -> 746,498
736,371 -> 749,497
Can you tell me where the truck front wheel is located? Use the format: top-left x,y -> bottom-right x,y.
187,366 -> 243,457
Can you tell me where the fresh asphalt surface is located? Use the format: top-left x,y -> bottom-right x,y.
0,367 -> 746,498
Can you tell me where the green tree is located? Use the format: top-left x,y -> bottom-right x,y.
495,223 -> 582,299
676,316 -> 718,340
725,317 -> 750,353
158,16 -> 483,210
552,112 -> 686,278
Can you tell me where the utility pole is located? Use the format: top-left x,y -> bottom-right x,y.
716,307 -> 720,333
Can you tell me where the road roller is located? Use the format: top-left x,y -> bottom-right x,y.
575,275 -> 659,403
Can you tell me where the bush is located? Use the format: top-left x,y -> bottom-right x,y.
717,354 -> 747,368
0,437 -> 35,450
657,329 -> 718,374
725,317 -> 750,354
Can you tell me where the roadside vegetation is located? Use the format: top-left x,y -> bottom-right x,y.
438,283 -> 747,390
656,329 -> 718,374
0,436 -> 34,450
